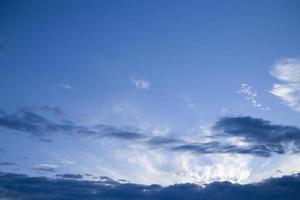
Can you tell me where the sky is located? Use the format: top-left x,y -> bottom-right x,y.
0,0 -> 300,198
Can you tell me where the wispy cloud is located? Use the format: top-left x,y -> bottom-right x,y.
270,58 -> 300,112
0,108 -> 146,140
1,108 -> 300,157
58,84 -> 73,90
131,75 -> 151,91
239,83 -> 270,111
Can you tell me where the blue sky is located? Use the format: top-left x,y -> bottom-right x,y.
1,0 -> 300,189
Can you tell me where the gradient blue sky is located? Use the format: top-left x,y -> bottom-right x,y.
0,0 -> 300,185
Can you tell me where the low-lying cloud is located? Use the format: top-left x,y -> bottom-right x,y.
0,172 -> 299,200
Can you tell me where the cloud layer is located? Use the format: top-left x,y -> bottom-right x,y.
1,108 -> 300,158
0,172 -> 299,200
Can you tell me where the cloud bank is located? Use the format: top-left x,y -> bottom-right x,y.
0,172 -> 299,200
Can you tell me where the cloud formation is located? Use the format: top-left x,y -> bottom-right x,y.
0,172 -> 300,200
1,108 -> 300,157
0,108 -> 145,140
32,164 -> 58,173
56,174 -> 83,179
131,75 -> 151,90
270,58 -> 300,112
239,83 -> 270,111
214,116 -> 300,156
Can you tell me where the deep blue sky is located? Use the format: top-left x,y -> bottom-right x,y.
0,0 -> 300,187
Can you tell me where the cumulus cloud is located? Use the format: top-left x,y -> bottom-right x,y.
0,172 -> 300,200
131,75 -> 151,90
270,58 -> 300,112
239,83 -> 270,111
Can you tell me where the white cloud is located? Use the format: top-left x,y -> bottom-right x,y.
271,58 -> 300,82
270,58 -> 300,112
239,83 -> 270,111
173,153 -> 251,184
59,84 -> 73,90
131,75 -> 150,91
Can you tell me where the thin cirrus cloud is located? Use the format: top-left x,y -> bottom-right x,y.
1,107 -> 300,158
270,58 -> 300,112
239,83 -> 270,111
0,172 -> 300,200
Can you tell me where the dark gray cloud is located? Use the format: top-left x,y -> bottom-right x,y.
150,116 -> 300,157
56,174 -> 83,179
0,172 -> 300,200
32,164 -> 57,173
172,142 -> 272,157
1,108 -> 300,157
94,124 -> 145,140
147,136 -> 183,146
213,116 -> 300,156
0,161 -> 17,166
0,108 -> 144,140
